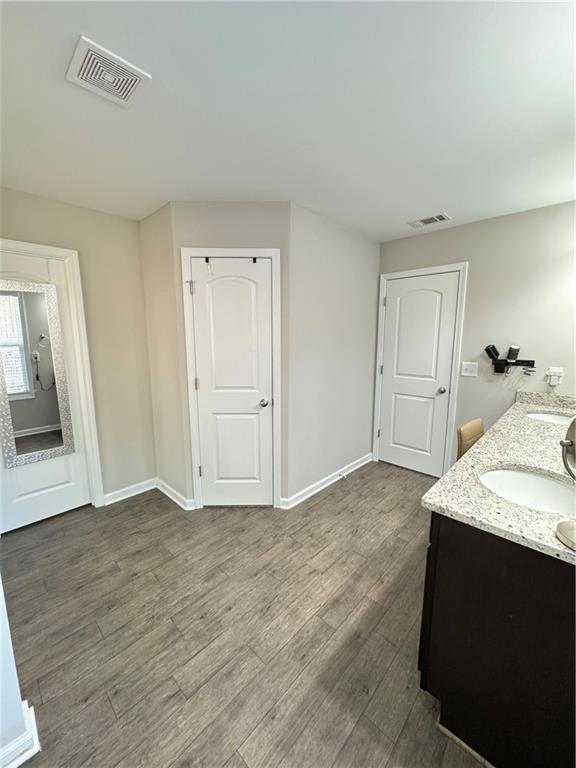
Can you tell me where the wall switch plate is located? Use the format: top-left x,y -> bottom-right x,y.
461,362 -> 478,377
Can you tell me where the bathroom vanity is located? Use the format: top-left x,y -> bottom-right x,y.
419,393 -> 576,768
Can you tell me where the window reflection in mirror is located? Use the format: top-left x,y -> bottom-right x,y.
0,290 -> 64,455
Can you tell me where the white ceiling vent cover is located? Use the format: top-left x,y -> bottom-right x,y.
66,36 -> 151,106
407,212 -> 452,229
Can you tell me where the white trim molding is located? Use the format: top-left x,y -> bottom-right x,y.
102,478 -> 157,506
13,424 -> 61,438
437,722 -> 496,768
372,262 -> 468,475
102,455 -> 376,514
279,453 -> 374,510
180,247 -> 282,509
0,701 -> 40,768
154,478 -> 196,511
102,477 -> 195,511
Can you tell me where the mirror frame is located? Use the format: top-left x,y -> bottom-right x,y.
0,279 -> 75,467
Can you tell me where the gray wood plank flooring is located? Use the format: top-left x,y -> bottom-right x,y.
1,461 -> 482,767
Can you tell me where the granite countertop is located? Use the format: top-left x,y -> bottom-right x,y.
422,392 -> 576,565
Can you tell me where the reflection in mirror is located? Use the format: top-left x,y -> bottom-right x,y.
0,280 -> 74,467
1,291 -> 63,454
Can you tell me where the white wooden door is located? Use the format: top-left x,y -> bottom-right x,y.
191,257 -> 273,505
377,271 -> 459,477
1,244 -> 92,532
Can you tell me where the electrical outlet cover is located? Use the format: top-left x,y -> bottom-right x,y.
461,362 -> 478,377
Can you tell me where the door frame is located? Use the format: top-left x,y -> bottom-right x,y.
372,262 -> 468,474
0,238 -> 104,506
180,247 -> 282,509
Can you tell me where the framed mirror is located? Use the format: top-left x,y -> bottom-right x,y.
0,279 -> 74,467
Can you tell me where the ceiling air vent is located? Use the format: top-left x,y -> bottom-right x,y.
407,212 -> 452,229
66,36 -> 151,106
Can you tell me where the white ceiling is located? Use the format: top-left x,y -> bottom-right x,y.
1,2 -> 573,241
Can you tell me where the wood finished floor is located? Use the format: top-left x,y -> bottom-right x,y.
1,461 -> 481,768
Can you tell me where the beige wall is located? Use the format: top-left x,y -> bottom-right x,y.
139,203 -> 191,497
141,201 -> 380,501
380,202 -> 575,431
0,187 -> 156,494
7,187 -> 563,505
141,201 -> 291,499
287,204 -> 380,496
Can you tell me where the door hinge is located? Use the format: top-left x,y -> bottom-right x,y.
187,280 -> 194,295
379,365 -> 383,375
198,465 -> 202,477
194,377 -> 199,390
377,428 -> 381,438
382,296 -> 387,307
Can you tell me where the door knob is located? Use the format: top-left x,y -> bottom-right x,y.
259,398 -> 269,407
437,387 -> 447,394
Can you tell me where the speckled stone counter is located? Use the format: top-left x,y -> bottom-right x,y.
422,392 -> 576,565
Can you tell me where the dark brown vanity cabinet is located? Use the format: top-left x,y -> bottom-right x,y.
418,513 -> 575,768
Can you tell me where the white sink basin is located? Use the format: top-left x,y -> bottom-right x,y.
527,412 -> 572,426
480,469 -> 575,515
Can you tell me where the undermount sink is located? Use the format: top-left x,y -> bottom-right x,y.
480,469 -> 575,515
527,412 -> 572,426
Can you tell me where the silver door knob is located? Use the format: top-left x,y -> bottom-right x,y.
437,387 -> 447,394
259,398 -> 269,408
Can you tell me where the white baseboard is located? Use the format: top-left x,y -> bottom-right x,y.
0,700 -> 40,768
436,721 -> 495,768
279,453 -> 374,510
155,478 -> 196,511
102,477 -> 195,511
102,456 -> 373,514
102,478 -> 157,506
13,424 -> 61,438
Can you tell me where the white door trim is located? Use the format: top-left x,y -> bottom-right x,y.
372,262 -> 468,474
181,247 -> 282,509
0,238 -> 104,507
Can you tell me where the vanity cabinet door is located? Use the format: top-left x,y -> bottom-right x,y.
418,513 -> 575,768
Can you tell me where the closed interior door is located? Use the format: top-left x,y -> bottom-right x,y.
191,257 -> 273,505
378,271 -> 459,476
1,245 -> 92,532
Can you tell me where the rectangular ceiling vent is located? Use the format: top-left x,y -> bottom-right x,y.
407,212 -> 452,229
66,36 -> 151,106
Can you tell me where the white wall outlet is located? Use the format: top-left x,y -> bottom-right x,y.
546,366 -> 563,387
461,362 -> 478,377
31,350 -> 40,362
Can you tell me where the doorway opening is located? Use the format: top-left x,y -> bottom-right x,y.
181,248 -> 282,508
373,263 -> 468,477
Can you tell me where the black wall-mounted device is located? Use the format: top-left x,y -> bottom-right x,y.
506,345 -> 520,363
485,344 -> 535,375
484,344 -> 499,361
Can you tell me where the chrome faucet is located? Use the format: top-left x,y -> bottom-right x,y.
560,416 -> 576,480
